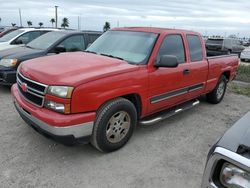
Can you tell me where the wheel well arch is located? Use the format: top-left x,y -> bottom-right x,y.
121,93 -> 142,118
222,71 -> 230,81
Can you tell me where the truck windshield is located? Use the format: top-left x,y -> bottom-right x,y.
0,30 -> 23,42
87,30 -> 158,64
26,32 -> 66,50
206,39 -> 223,45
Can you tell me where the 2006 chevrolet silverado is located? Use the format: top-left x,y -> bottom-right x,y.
11,27 -> 239,152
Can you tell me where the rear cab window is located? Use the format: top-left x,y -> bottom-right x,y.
187,35 -> 203,62
157,34 -> 186,64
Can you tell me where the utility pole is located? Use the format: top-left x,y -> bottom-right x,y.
19,8 -> 23,27
80,14 -> 82,30
78,16 -> 80,30
55,6 -> 58,28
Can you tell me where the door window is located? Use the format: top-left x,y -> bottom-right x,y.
58,35 -> 85,52
88,34 -> 100,43
157,35 -> 186,64
15,31 -> 41,44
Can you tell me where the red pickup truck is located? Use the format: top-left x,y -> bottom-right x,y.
11,27 -> 239,152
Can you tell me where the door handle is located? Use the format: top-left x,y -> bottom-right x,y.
183,69 -> 190,75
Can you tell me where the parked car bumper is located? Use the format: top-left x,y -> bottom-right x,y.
11,84 -> 96,145
240,52 -> 250,60
0,69 -> 16,85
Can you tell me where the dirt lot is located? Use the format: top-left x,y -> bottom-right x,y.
0,86 -> 249,188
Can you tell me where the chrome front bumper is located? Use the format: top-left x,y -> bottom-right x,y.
14,100 -> 94,139
201,147 -> 250,188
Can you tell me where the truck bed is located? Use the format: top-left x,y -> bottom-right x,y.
205,54 -> 239,93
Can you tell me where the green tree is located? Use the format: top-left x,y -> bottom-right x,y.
11,23 -> 16,27
38,22 -> 43,27
27,21 -> 32,27
50,18 -> 55,27
103,21 -> 111,32
61,17 -> 69,28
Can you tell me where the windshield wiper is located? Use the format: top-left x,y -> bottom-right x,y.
84,50 -> 97,54
100,53 -> 124,60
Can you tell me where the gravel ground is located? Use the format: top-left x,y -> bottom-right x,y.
0,86 -> 249,188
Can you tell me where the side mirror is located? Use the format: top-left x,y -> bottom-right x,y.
53,46 -> 66,54
155,55 -> 179,68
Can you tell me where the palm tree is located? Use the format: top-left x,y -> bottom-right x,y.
38,22 -> 43,27
61,17 -> 69,28
50,18 -> 55,27
27,21 -> 32,27
11,23 -> 16,27
103,22 -> 111,32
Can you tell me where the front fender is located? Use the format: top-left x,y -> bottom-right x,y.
71,68 -> 149,115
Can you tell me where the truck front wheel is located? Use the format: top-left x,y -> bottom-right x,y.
206,75 -> 227,104
91,98 -> 137,152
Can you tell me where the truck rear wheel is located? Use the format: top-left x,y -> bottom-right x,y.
91,98 -> 137,152
206,75 -> 227,104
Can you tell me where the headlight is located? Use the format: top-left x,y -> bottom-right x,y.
47,86 -> 74,98
220,162 -> 250,188
44,100 -> 70,114
0,58 -> 18,67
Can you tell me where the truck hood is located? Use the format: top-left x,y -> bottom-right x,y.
0,42 -> 12,51
217,111 -> 250,153
19,52 -> 139,86
0,46 -> 44,60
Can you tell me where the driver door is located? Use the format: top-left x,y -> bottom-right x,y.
148,34 -> 190,114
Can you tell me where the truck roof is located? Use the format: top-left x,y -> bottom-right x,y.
113,27 -> 201,35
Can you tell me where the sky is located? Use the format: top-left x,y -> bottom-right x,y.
0,0 -> 250,37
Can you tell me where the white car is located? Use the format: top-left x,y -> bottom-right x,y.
0,28 -> 58,51
240,46 -> 250,62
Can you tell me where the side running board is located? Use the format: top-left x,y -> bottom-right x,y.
140,99 -> 200,126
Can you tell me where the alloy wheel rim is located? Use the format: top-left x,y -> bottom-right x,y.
106,111 -> 131,143
217,82 -> 225,100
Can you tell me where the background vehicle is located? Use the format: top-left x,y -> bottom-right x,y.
0,28 -> 57,51
0,30 -> 101,85
12,27 -> 239,152
206,38 -> 245,56
242,40 -> 250,47
240,46 -> 250,62
0,27 -> 5,33
202,111 -> 250,188
0,27 -> 18,38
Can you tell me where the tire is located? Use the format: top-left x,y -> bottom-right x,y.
91,98 -> 137,152
206,75 -> 227,104
241,59 -> 245,62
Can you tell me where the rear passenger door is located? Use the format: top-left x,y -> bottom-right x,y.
186,35 -> 208,99
148,34 -> 191,113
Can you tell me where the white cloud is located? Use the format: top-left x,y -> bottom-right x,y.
0,0 -> 249,36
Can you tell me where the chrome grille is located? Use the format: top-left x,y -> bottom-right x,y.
17,72 -> 48,107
